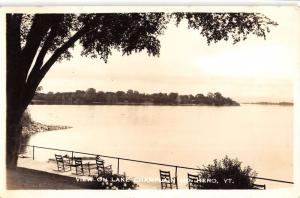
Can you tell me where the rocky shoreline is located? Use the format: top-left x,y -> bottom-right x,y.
22,121 -> 72,136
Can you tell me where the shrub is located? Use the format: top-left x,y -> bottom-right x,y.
198,155 -> 257,189
21,110 -> 32,127
19,110 -> 33,154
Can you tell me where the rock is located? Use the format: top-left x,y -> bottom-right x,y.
22,121 -> 72,135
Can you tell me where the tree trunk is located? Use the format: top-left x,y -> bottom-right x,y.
6,14 -> 24,169
6,53 -> 25,169
5,14 -> 86,169
6,59 -> 38,169
6,107 -> 23,169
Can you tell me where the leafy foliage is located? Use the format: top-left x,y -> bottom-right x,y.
173,13 -> 277,44
198,155 -> 257,189
78,13 -> 169,62
18,13 -> 277,64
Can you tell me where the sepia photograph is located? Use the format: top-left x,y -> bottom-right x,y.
1,5 -> 299,197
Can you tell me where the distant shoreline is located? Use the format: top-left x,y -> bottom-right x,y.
242,102 -> 293,106
30,102 -> 293,107
33,90 -> 240,106
30,102 -> 240,107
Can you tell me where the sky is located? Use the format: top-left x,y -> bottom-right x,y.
38,7 -> 300,103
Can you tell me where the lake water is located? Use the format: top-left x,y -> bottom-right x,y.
26,104 -> 293,189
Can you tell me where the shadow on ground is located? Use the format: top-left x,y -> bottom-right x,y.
7,167 -> 89,189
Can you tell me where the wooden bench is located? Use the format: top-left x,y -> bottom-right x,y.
55,154 -> 71,172
187,173 -> 200,189
159,170 -> 177,189
96,155 -> 112,176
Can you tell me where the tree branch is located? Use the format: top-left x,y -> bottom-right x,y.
22,26 -> 90,110
20,15 -> 61,80
40,26 -> 91,77
34,24 -> 59,70
27,24 -> 59,84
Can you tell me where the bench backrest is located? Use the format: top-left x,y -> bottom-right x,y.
55,154 -> 64,163
74,157 -> 83,165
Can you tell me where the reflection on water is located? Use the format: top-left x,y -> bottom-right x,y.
27,104 -> 293,189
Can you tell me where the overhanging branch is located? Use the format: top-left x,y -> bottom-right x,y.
22,26 -> 91,110
20,15 -> 53,74
26,24 -> 59,83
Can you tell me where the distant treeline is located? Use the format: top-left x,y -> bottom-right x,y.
244,102 -> 293,106
33,88 -> 240,106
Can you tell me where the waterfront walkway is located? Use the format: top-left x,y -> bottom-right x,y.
10,145 -> 294,190
7,157 -> 87,189
7,157 -> 159,189
7,167 -> 82,189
